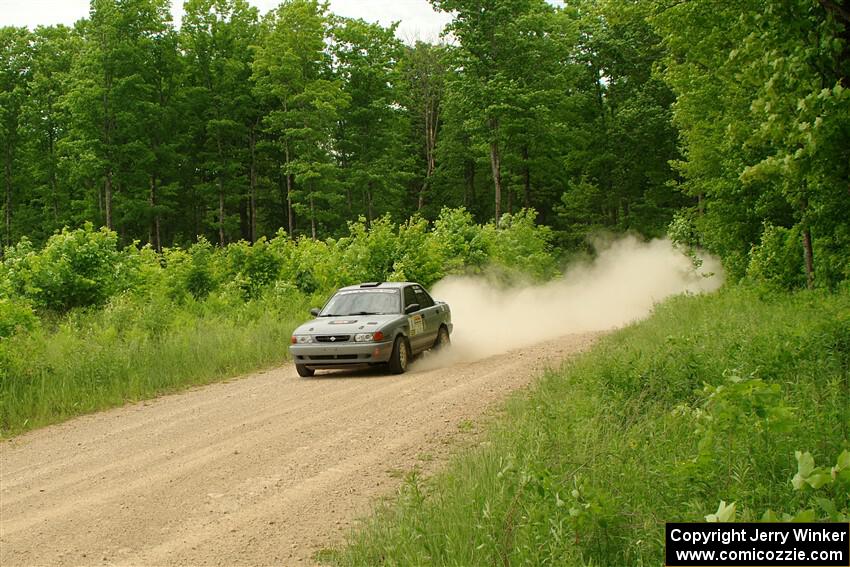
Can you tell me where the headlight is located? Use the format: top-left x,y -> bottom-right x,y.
354,331 -> 385,342
292,335 -> 313,344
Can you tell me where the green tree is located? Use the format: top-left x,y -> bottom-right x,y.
398,41 -> 449,212
182,0 -> 259,245
19,26 -> 78,242
652,0 -> 850,286
430,0 -> 578,223
0,27 -> 31,251
252,0 -> 349,239
556,0 -> 682,247
333,18 -> 409,224
61,0 -> 180,245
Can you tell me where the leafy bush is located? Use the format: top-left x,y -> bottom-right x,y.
3,223 -> 130,311
391,217 -> 445,287
0,208 -> 562,435
338,216 -> 400,284
162,238 -> 219,301
747,224 -> 806,289
431,207 -> 488,274
224,237 -> 284,299
484,209 -> 558,282
0,297 -> 39,338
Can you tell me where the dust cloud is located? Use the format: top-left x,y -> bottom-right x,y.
415,236 -> 723,369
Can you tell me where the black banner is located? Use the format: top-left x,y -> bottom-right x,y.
666,523 -> 850,566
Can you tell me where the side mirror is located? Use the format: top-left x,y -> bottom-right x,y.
310,307 -> 320,317
404,303 -> 420,314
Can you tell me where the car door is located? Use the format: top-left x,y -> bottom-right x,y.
402,285 -> 428,352
411,285 -> 440,348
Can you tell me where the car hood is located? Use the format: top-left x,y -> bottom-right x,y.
293,313 -> 401,336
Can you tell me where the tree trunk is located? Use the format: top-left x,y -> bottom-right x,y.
3,145 -> 12,248
309,194 -> 316,240
418,178 -> 429,211
149,176 -> 161,252
523,145 -> 531,208
488,117 -> 503,223
249,124 -> 257,243
105,169 -> 113,230
218,177 -> 226,246
366,181 -> 375,225
802,226 -> 815,289
284,143 -> 294,238
216,134 -> 226,246
48,125 -> 59,221
419,100 -> 439,211
102,64 -> 114,231
466,159 -> 476,211
277,159 -> 287,234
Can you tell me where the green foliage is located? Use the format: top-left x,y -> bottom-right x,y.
224,237 -> 283,299
0,297 -> 38,338
484,209 -> 557,281
3,223 -> 130,311
179,238 -> 218,300
0,210 -> 558,435
711,449 -> 850,524
332,17 -> 410,221
747,224 -> 806,290
337,216 -> 399,285
252,0 -> 347,238
3,0 -> 847,293
330,288 -> 849,566
651,0 -> 850,287
392,217 -> 445,287
430,207 -> 488,273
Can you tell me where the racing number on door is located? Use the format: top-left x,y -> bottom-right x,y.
408,314 -> 425,336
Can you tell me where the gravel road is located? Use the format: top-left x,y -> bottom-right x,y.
1,333 -> 598,566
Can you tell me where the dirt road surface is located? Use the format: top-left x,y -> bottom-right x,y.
1,333 -> 598,566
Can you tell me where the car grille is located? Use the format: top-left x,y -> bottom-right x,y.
308,354 -> 359,360
315,335 -> 351,343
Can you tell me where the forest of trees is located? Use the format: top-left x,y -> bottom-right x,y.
2,0 -> 849,288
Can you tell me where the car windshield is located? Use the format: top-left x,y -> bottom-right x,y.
319,289 -> 400,316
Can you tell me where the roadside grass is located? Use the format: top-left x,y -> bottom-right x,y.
325,287 -> 850,566
0,289 -> 312,437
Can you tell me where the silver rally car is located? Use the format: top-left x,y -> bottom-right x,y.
290,282 -> 452,377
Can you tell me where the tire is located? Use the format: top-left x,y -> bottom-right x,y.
387,336 -> 410,374
295,364 -> 315,378
433,325 -> 451,351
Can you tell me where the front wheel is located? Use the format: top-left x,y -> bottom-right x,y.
295,364 -> 315,378
387,336 -> 410,374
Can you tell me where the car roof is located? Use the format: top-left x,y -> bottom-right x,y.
337,282 -> 419,291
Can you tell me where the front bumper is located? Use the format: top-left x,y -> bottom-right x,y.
289,340 -> 395,367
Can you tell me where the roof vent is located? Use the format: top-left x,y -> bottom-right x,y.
359,282 -> 381,287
